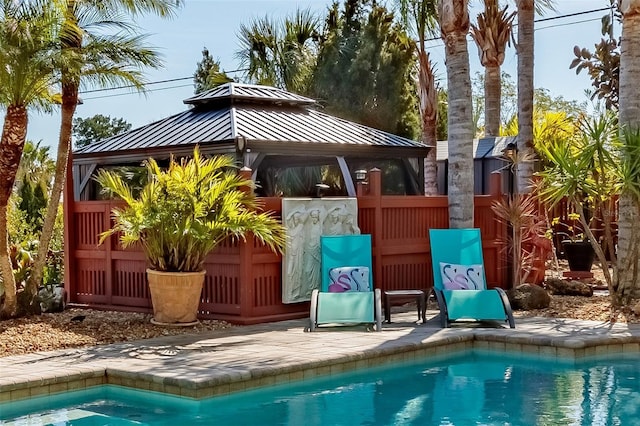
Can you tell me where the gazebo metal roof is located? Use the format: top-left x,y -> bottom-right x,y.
183,82 -> 317,107
74,82 -> 430,164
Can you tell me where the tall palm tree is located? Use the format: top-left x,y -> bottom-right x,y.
16,140 -> 55,231
438,0 -> 474,228
16,140 -> 55,194
615,0 -> 640,302
396,0 -> 440,195
26,0 -> 182,311
236,9 -> 319,93
0,0 -> 60,317
470,0 -> 515,137
515,0 -> 555,192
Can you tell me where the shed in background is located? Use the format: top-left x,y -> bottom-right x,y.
436,136 -> 516,195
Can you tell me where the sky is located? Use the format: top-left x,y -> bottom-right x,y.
21,0 -> 615,149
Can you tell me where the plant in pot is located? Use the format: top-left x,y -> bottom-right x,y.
537,111 -> 617,289
551,213 -> 595,272
96,147 -> 287,325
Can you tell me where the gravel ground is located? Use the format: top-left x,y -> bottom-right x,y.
0,260 -> 634,358
0,310 -> 233,358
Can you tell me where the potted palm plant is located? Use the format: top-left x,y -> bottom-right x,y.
96,147 -> 286,325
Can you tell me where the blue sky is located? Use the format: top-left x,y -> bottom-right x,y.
22,0 -> 612,148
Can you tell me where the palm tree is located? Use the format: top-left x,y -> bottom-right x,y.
438,0 -> 474,228
26,0 -> 182,311
615,0 -> 640,302
236,9 -> 319,93
515,0 -> 555,192
470,0 -> 515,137
16,141 -> 55,194
16,141 -> 55,232
0,0 -> 60,317
396,0 -> 440,195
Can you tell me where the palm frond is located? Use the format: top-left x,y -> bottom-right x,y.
98,147 -> 286,272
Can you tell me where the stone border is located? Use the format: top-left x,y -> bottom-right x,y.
2,331 -> 639,404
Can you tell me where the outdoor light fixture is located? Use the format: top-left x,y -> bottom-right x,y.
236,135 -> 246,152
355,169 -> 368,182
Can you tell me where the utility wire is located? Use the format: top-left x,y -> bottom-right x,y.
82,84 -> 194,101
78,5 -> 614,100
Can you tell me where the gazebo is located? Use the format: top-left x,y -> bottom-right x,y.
64,83 -> 462,324
71,82 -> 430,200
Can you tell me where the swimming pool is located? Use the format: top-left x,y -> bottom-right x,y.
2,350 -> 639,425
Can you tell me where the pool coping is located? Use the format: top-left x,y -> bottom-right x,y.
2,313 -> 640,403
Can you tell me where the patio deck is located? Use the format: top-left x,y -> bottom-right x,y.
2,308 -> 640,403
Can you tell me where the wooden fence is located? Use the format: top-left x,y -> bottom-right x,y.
63,170 -> 508,325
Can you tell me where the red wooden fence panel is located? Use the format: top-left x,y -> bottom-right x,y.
64,172 -> 507,324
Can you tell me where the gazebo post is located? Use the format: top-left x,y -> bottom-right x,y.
238,167 -> 255,319
369,168 -> 383,291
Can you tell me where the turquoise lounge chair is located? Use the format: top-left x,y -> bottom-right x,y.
429,228 -> 515,328
309,234 -> 382,331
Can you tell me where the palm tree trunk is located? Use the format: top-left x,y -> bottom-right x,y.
27,83 -> 78,299
615,1 -> 640,303
0,204 -> 16,318
516,0 -> 534,193
419,50 -> 438,195
484,65 -> 501,136
0,105 -> 28,317
439,0 -> 474,228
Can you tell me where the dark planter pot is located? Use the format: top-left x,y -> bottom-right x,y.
562,241 -> 595,272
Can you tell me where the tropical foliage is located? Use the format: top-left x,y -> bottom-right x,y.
311,0 -> 420,139
193,47 -> 233,93
72,114 -> 132,148
26,0 -> 182,316
0,0 -> 181,317
395,0 -> 439,194
0,0 -> 62,317
470,0 -> 515,137
570,0 -> 620,111
536,111 -> 630,298
237,9 -> 319,93
96,148 -> 286,273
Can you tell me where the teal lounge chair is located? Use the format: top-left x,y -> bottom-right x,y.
429,228 -> 515,328
309,234 -> 382,331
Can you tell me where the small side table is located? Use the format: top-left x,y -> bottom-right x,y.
383,290 -> 427,324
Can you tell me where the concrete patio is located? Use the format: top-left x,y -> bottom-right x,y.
2,309 -> 640,403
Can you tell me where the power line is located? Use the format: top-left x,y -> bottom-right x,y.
424,5 -> 612,43
82,84 -> 194,101
80,77 -> 192,94
78,67 -> 247,95
78,5 -> 614,100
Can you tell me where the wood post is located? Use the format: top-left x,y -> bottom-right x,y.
369,168 -> 383,289
238,167 -> 254,317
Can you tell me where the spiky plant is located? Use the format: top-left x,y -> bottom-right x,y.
536,123 -> 616,291
96,147 -> 286,273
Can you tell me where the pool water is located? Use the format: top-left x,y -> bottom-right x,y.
2,351 -> 640,425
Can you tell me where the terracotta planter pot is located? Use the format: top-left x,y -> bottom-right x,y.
146,269 -> 205,325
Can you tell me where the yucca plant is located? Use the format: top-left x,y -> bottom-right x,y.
96,147 -> 287,273
536,112 -> 617,290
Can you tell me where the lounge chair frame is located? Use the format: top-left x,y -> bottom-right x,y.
430,228 -> 515,328
308,234 -> 383,331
